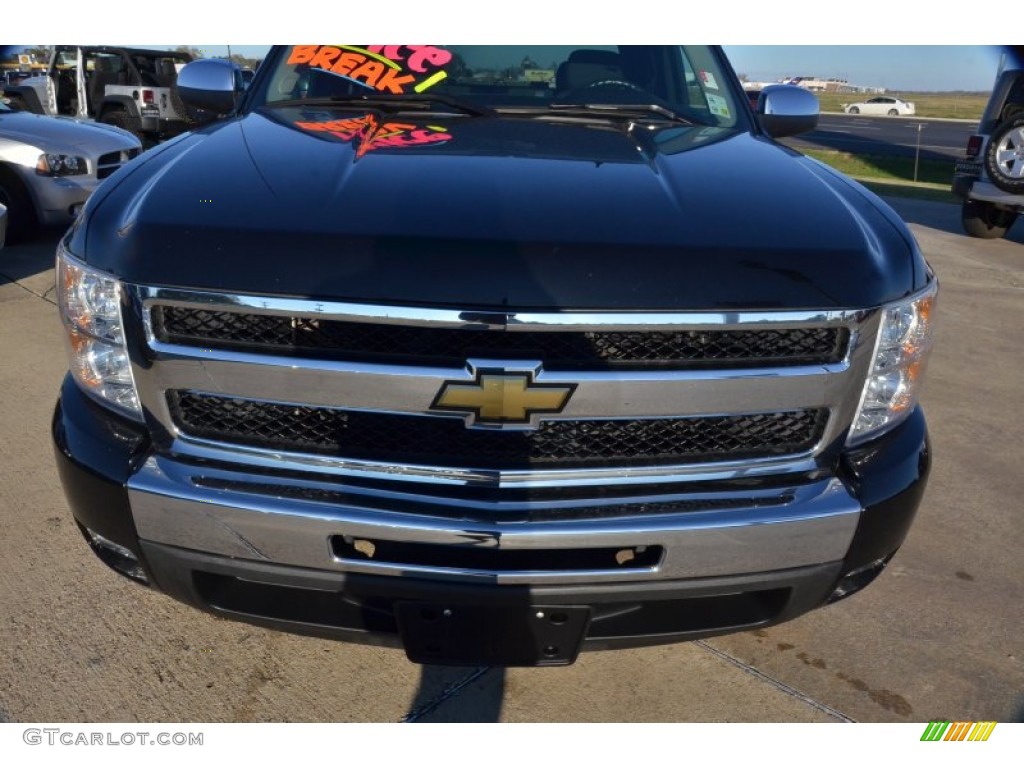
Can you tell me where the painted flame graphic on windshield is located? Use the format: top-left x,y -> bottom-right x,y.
288,45 -> 452,94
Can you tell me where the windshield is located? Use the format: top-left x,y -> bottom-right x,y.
254,45 -> 743,127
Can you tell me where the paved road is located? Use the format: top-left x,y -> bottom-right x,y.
783,114 -> 977,162
0,206 -> 1021,722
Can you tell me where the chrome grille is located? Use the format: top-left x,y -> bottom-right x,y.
151,306 -> 848,369
168,391 -> 828,470
97,148 -> 140,180
131,287 -> 879,495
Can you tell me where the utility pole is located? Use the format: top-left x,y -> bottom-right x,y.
913,123 -> 927,183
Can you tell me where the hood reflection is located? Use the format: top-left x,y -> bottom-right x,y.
292,114 -> 452,158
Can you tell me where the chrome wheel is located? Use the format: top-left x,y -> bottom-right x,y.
985,116 -> 1024,193
993,126 -> 1024,179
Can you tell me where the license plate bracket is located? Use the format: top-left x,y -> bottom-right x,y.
396,602 -> 591,667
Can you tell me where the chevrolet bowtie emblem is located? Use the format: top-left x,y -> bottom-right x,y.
431,371 -> 575,426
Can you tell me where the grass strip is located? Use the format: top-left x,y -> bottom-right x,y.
813,91 -> 986,121
802,148 -> 955,185
802,149 -> 959,201
855,179 -> 958,204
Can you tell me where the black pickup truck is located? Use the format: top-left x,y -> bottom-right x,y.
53,45 -> 936,666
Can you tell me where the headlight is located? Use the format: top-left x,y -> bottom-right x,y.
36,153 -> 87,176
57,243 -> 142,420
847,280 -> 937,445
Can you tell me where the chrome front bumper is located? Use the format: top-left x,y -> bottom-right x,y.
127,454 -> 862,587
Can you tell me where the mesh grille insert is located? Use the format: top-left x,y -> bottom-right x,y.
96,148 -> 139,180
168,391 -> 827,470
152,306 -> 848,370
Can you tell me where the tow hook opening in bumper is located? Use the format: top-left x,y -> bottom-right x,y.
79,523 -> 150,585
827,554 -> 893,604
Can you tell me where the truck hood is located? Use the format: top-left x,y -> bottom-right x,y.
0,111 -> 139,155
78,107 -> 922,310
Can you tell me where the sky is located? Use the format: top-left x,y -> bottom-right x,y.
2,2 -> 1018,93
723,46 -> 1006,92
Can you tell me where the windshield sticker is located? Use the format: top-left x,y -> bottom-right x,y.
287,45 -> 452,94
293,114 -> 451,157
705,93 -> 730,118
698,71 -> 719,90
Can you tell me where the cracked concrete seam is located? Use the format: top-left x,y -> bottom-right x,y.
0,274 -> 58,306
696,640 -> 855,723
400,666 -> 492,723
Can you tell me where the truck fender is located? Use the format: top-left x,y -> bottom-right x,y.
97,96 -> 142,120
2,85 -> 44,114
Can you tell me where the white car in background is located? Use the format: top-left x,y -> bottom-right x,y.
842,96 -> 915,116
0,99 -> 141,244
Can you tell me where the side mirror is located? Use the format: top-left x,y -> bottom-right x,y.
758,84 -> 819,138
177,59 -> 242,120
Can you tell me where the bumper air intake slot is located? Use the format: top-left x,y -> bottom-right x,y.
331,536 -> 662,572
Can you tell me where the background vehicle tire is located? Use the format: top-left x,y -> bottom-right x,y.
848,106 -> 859,114
99,108 -> 145,144
0,166 -> 38,245
984,115 -> 1024,194
961,200 -> 1017,239
887,109 -> 899,116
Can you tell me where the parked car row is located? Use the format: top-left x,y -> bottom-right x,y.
0,46 -> 266,245
2,46 -> 195,146
0,97 -> 141,243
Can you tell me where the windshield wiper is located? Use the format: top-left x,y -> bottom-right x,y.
543,103 -> 695,125
269,93 -> 495,117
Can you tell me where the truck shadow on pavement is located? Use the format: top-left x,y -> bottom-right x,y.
404,665 -> 504,722
0,226 -> 65,287
1010,693 -> 1024,723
